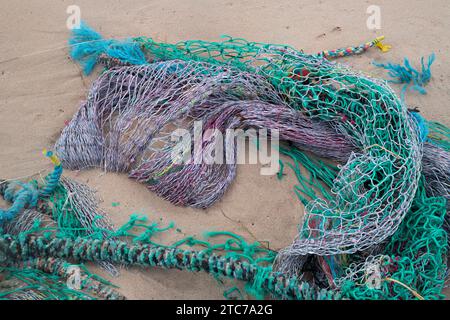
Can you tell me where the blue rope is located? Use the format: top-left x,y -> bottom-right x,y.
69,21 -> 147,75
0,153 -> 63,225
373,53 -> 435,96
39,164 -> 63,198
0,182 -> 39,224
410,112 -> 429,142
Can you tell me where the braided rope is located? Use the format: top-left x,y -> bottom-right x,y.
0,151 -> 61,225
0,234 -> 341,300
5,257 -> 125,300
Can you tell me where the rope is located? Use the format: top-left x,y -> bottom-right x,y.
0,233 -> 341,300
0,151 -> 62,225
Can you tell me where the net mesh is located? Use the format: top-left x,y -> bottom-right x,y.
3,24 -> 448,300
60,36 -> 423,259
335,179 -> 447,299
56,61 -> 356,208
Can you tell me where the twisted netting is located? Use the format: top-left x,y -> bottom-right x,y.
56,61 -> 280,172
2,208 -> 55,236
1,258 -> 125,300
136,36 -> 424,260
47,25 -> 449,299
0,170 -> 123,299
1,176 -> 119,277
334,180 -> 447,299
56,61 -> 356,208
0,233 -> 342,300
50,177 -> 115,238
48,177 -> 118,275
58,41 -> 422,258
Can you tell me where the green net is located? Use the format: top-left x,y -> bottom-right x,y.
64,26 -> 449,299
1,24 -> 449,300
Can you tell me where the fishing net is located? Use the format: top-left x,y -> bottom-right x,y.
0,157 -> 124,299
56,61 -> 356,207
0,150 -> 448,300
61,27 -> 425,261
335,178 -> 447,299
0,258 -> 124,300
49,177 -> 115,239
53,23 -> 450,299
2,22 -> 449,300
2,208 -> 55,236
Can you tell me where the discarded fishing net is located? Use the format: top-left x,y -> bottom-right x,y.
4,22 -> 449,300
335,178 -> 447,299
0,153 -> 117,276
56,59 -> 449,233
1,258 -> 123,300
1,156 -> 337,300
61,24 -> 426,260
0,154 -> 123,299
56,61 -> 356,207
1,149 -> 448,300
52,23 -> 450,300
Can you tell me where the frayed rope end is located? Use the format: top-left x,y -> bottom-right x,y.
373,53 -> 435,95
69,21 -> 147,75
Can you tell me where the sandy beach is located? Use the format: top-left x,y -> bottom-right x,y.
0,0 -> 449,299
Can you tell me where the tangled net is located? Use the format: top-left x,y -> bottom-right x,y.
1,157 -> 332,300
1,23 -> 449,300
56,61 -> 356,207
60,24 -> 426,258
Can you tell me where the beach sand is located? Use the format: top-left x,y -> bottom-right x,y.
0,0 -> 449,299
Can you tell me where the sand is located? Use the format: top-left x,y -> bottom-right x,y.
0,0 -> 449,299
